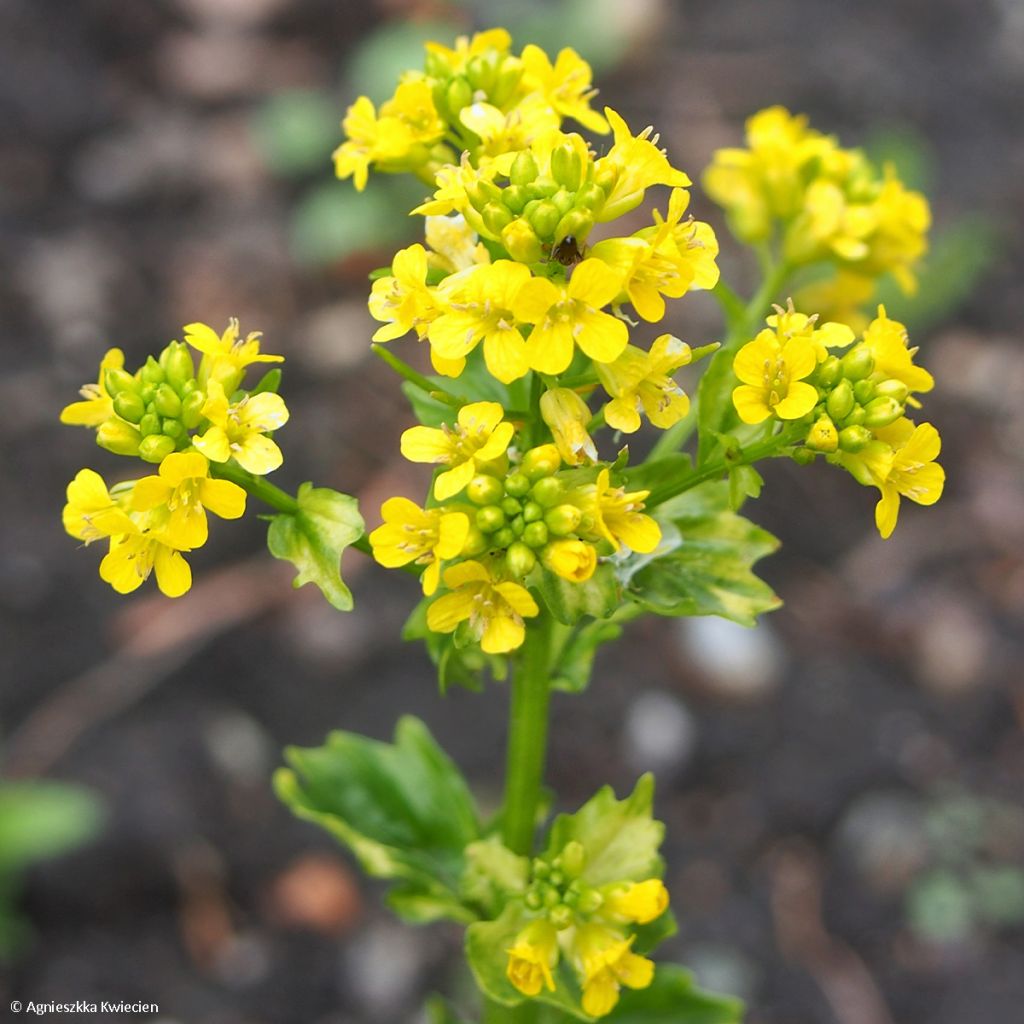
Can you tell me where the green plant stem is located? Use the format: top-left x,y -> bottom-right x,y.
209,461 -> 374,558
371,344 -> 464,407
502,614 -> 553,857
645,425 -> 805,508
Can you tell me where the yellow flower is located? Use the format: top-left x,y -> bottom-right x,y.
603,880 -> 669,925
764,302 -> 855,362
459,95 -> 560,161
369,497 -> 470,595
595,109 -> 691,222
368,243 -> 441,342
425,214 -> 491,274
193,380 -> 290,475
130,452 -> 246,550
732,329 -> 818,424
400,401 -> 515,501
793,270 -> 877,333
427,262 -> 533,383
185,318 -> 283,390
864,169 -> 931,293
591,189 -> 717,322
520,44 -> 608,133
597,334 -> 693,433
427,560 -> 539,654
60,348 -> 126,426
100,530 -> 192,598
540,388 -> 597,466
542,539 -> 597,582
871,419 -> 945,539
858,305 -> 934,396
573,925 -> 654,1018
505,919 -> 559,997
424,28 -> 512,75
578,468 -> 661,554
513,258 -> 627,374
62,468 -> 135,543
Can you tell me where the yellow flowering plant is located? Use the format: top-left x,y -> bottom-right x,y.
60,28 -> 947,1023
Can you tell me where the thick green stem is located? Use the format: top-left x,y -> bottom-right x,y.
502,615 -> 553,857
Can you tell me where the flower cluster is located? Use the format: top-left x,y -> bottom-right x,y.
61,320 -> 286,595
704,106 -> 930,319
505,840 -> 668,1016
370,401 -> 661,654
733,303 -> 944,537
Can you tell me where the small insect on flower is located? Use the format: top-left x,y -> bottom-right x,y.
549,234 -> 584,267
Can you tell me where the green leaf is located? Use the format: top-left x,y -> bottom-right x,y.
0,782 -> 104,875
537,563 -> 621,626
695,341 -> 743,464
544,774 -> 664,887
275,716 -> 480,924
460,837 -> 529,919
550,619 -> 622,694
267,483 -> 364,611
727,465 -> 763,510
608,964 -> 745,1023
624,482 -> 781,628
619,453 -> 692,495
424,995 -> 474,1024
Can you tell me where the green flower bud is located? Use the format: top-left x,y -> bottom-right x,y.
490,58 -> 524,107
548,904 -> 573,931
475,505 -> 506,534
574,182 -> 606,212
154,383 -> 182,418
523,521 -> 550,548
492,526 -> 515,549
467,474 -> 505,506
138,434 -> 176,463
96,420 -> 142,456
500,219 -> 543,263
181,389 -> 206,430
545,503 -> 582,536
551,142 -> 584,191
593,163 -> 619,194
842,406 -> 867,427
522,500 -> 543,523
841,346 -> 875,381
424,50 -> 449,79
805,414 -> 839,453
853,378 -> 876,404
510,151 -> 539,187
510,514 -> 525,536
816,355 -> 843,388
482,201 -> 513,235
465,54 -> 496,93
863,396 -> 903,428
530,476 -> 562,507
161,418 -> 185,441
522,445 -> 561,481
559,841 -> 585,878
825,378 -> 855,421
465,178 -> 503,213
461,526 -> 488,558
445,76 -> 473,117
790,446 -> 816,466
838,425 -> 873,452
140,355 -> 165,385
576,888 -> 604,915
550,189 -> 574,217
104,367 -> 138,397
504,471 -> 531,498
501,496 -> 522,517
161,342 -> 195,389
553,208 -> 594,246
506,541 -> 537,577
542,886 -> 560,909
528,199 -> 561,239
526,176 -> 559,200
139,412 -> 162,437
578,512 -> 595,533
874,378 -> 909,403
501,184 -> 528,214
112,390 -> 145,424
524,888 -> 544,911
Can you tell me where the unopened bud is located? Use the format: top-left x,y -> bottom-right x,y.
522,500 -> 543,523
96,420 -> 142,456
445,76 -> 473,116
559,841 -> 585,878
545,504 -> 582,536
154,384 -> 182,419
805,415 -> 839,453
551,142 -> 583,191
522,444 -> 561,481
181,390 -> 206,430
482,202 -> 513,235
838,425 -> 873,452
825,379 -> 855,421
490,57 -> 524,107
501,496 -> 522,517
465,54 -> 496,93
593,163 -> 619,194
465,178 -> 503,213
863,396 -> 903,428
104,367 -> 138,397
854,378 -> 876,404
501,184 -> 528,214
504,471 -> 531,498
842,406 -> 867,427
140,355 -> 165,385
138,434 -> 176,463
162,418 -> 185,441
528,199 -> 561,239
577,888 -> 604,915
475,505 -> 506,534
461,526 -> 488,557
162,342 -> 195,389
530,476 -> 562,507
139,412 -> 162,438
112,391 -> 145,424
492,526 -> 515,549
501,219 -> 543,263
554,209 -> 595,248
510,150 -> 539,187
467,475 -> 505,506
506,541 -> 537,578
841,346 -> 875,381
548,904 -> 573,931
874,378 -> 909,403
523,521 -> 550,548
816,355 -> 843,388
574,182 -> 606,212
790,446 -> 816,466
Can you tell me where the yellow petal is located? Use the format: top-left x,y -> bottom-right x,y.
160,451 -> 209,486
773,380 -> 818,420
427,589 -> 475,633
732,385 -> 771,424
198,478 -> 246,519
875,484 -> 900,539
234,434 -> 283,475
434,458 -> 476,501
574,308 -> 629,364
193,426 -> 231,463
154,546 -> 192,597
568,258 -> 623,308
130,476 -> 173,512
436,512 -> 470,560
481,612 -> 525,654
400,425 -> 451,464
483,327 -> 530,384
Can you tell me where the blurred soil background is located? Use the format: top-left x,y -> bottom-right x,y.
2,0 -> 1023,1022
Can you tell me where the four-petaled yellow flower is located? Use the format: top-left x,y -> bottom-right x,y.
194,380 -> 290,475
597,334 -> 694,433
131,451 -> 246,550
427,560 -> 539,653
185,318 -> 283,390
574,924 -> 655,1018
858,305 -> 934,396
764,303 -> 854,363
579,469 -> 661,554
369,497 -> 470,595
60,348 -> 126,427
520,44 -> 609,133
100,530 -> 193,598
732,329 -> 818,424
400,402 -> 515,501
506,919 -> 559,997
427,262 -> 533,383
62,468 -> 135,543
513,258 -> 628,374
871,419 -> 945,539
